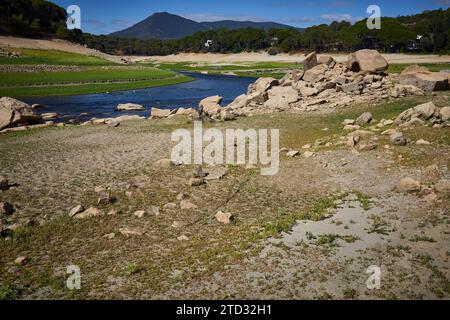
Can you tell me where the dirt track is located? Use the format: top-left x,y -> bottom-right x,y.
149,52 -> 450,65
0,36 -> 148,64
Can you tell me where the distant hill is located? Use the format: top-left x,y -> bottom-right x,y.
110,12 -> 207,40
201,20 -> 298,32
110,12 -> 297,39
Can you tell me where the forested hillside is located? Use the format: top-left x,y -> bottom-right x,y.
0,0 -> 66,37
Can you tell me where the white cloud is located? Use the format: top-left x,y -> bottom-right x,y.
182,13 -> 270,22
111,19 -> 135,28
320,13 -> 361,23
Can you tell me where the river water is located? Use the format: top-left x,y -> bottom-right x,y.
20,72 -> 255,121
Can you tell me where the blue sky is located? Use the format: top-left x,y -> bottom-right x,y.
52,0 -> 450,35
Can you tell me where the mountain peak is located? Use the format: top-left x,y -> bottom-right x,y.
110,12 -> 295,40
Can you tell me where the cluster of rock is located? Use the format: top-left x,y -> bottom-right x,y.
218,50 -> 449,117
397,170 -> 450,204
394,101 -> 450,128
341,100 -> 449,153
0,64 -> 82,73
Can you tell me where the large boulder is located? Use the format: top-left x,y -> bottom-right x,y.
347,50 -> 388,74
399,65 -> 449,91
254,78 -> 279,93
413,102 -> 436,120
264,86 -> 299,109
303,64 -> 328,82
318,55 -> 335,66
116,103 -> 145,111
199,95 -> 223,116
0,97 -> 41,131
303,52 -> 318,71
151,107 -> 172,118
439,107 -> 450,122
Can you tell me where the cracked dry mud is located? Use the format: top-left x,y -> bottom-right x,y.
0,94 -> 449,300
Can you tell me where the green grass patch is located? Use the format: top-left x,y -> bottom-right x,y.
0,48 -> 115,66
0,74 -> 193,97
389,63 -> 450,73
0,67 -> 178,86
151,61 -> 301,79
409,235 -> 436,243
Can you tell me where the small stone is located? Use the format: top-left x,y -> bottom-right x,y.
355,112 -> 373,126
177,235 -> 189,241
14,256 -> 28,265
180,200 -> 198,210
171,221 -> 182,228
286,150 -> 300,157
439,107 -> 450,121
68,205 -> 84,218
108,121 -> 120,128
390,132 -> 407,146
97,191 -> 113,205
74,207 -> 103,219
423,193 -> 438,203
176,192 -> 189,201
416,139 -> 431,145
94,186 -> 106,193
0,175 -> 9,190
303,151 -> 315,158
344,125 -> 361,131
215,211 -> 234,224
204,167 -> 229,181
435,179 -> 450,194
133,210 -> 146,218
164,203 -> 177,210
342,119 -> 355,126
119,227 -> 144,236
381,129 -> 397,136
155,159 -> 175,168
189,178 -> 205,187
0,201 -> 14,217
302,144 -> 312,149
397,177 -> 421,193
358,143 -> 378,152
347,136 -> 359,147
125,191 -> 133,198
104,233 -> 115,239
193,165 -> 207,178
107,209 -> 118,216
149,206 -> 160,216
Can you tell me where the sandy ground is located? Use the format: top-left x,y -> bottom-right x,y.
0,36 -> 148,64
2,36 -> 450,66
0,93 -> 449,299
149,52 -> 450,65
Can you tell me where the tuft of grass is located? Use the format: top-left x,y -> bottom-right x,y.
354,191 -> 371,210
0,282 -> 18,300
367,215 -> 391,235
409,235 -> 436,243
343,288 -> 357,299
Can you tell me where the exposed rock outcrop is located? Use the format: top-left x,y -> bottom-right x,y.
399,65 -> 449,91
0,97 -> 41,131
